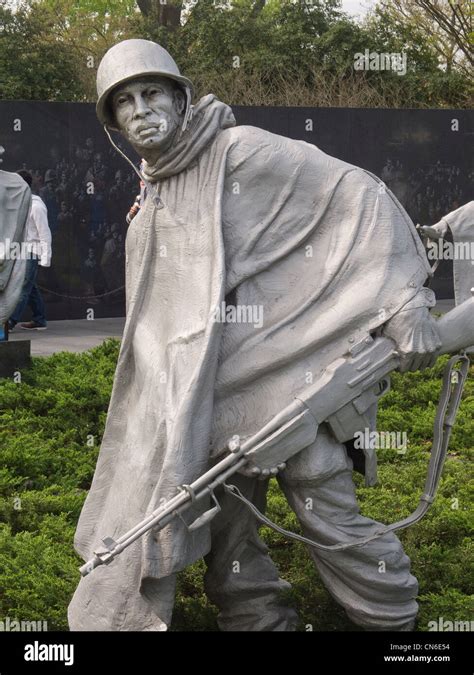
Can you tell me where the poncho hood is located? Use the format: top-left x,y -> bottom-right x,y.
141,94 -> 236,181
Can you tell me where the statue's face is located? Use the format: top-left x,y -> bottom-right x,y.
111,76 -> 185,160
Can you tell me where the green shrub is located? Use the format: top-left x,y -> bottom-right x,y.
0,341 -> 472,630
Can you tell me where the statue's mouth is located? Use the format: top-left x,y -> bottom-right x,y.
136,126 -> 160,137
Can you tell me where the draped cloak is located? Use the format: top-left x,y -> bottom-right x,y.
0,171 -> 30,323
433,200 -> 474,306
70,95 -> 432,629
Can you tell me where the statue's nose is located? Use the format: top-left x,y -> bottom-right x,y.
133,96 -> 151,118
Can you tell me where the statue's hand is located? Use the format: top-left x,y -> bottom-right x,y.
417,222 -> 448,240
238,462 -> 287,481
383,305 -> 442,372
225,435 -> 286,480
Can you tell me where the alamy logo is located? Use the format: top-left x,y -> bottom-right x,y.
211,302 -> 263,328
0,238 -> 48,261
354,49 -> 407,76
353,428 -> 408,453
24,641 -> 74,667
426,239 -> 474,264
428,617 -> 473,631
0,617 -> 48,631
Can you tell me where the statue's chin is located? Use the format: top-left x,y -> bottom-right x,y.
130,130 -> 177,160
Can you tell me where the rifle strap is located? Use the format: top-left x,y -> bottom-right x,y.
223,353 -> 470,551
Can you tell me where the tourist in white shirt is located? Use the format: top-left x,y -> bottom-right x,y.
8,170 -> 52,331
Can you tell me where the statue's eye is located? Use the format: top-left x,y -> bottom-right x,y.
147,88 -> 161,97
116,96 -> 128,106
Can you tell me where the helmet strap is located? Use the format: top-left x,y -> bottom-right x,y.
177,89 -> 193,140
103,125 -> 146,183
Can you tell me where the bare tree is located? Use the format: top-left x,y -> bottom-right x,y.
417,0 -> 472,67
378,0 -> 472,74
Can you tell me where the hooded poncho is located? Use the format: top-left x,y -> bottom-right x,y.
71,95 -> 432,628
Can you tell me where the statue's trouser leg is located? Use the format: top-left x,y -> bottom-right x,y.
278,426 -> 419,631
68,546 -> 176,631
204,473 -> 299,631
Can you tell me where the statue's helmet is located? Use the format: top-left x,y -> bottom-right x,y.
96,39 -> 194,132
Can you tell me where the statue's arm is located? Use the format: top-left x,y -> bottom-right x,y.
382,288 -> 442,372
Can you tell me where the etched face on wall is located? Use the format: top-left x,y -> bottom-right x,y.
110,76 -> 185,161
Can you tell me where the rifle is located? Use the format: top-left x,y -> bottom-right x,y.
80,294 -> 473,577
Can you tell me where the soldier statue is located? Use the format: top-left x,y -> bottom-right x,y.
67,40 -> 471,632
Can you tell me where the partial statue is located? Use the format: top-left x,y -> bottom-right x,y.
421,201 -> 474,306
0,170 -> 31,324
